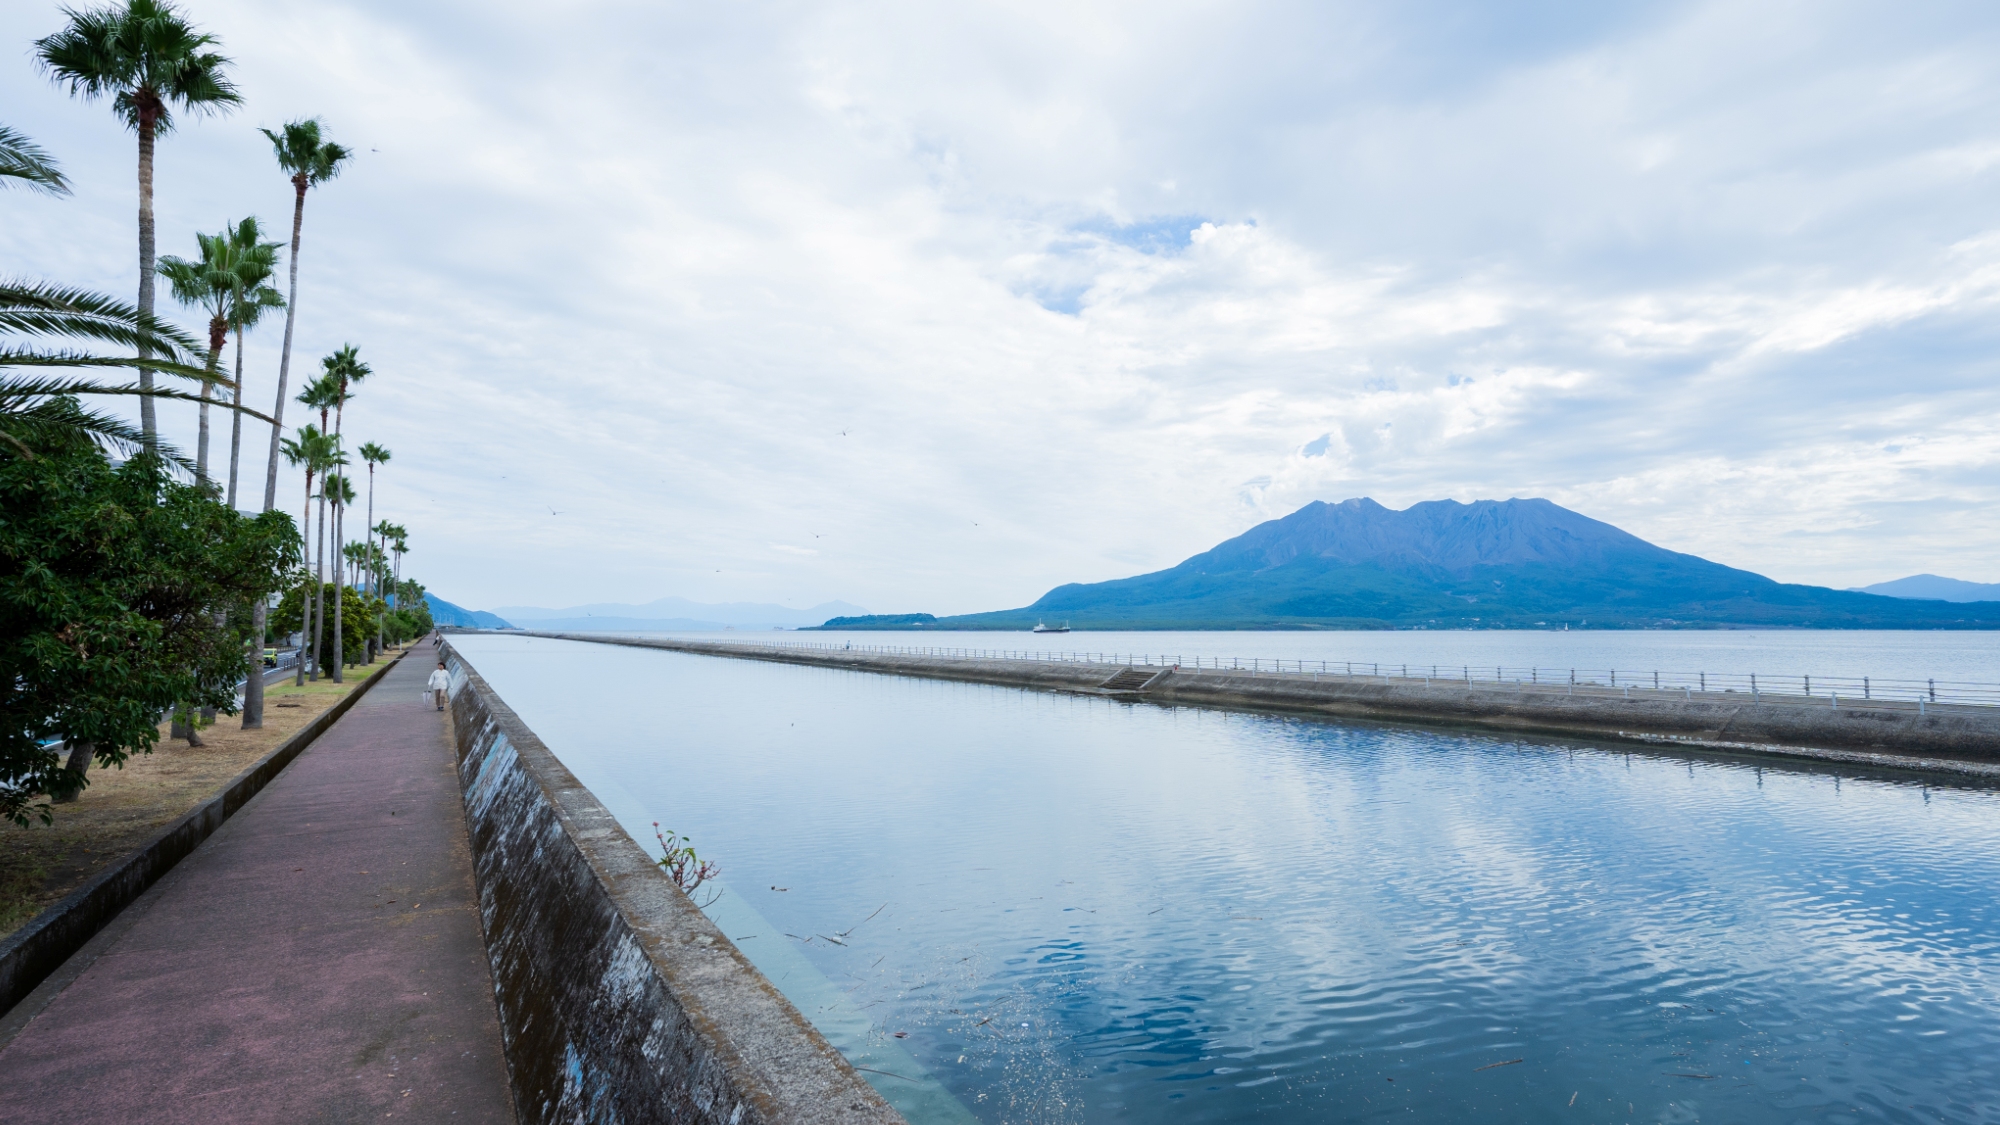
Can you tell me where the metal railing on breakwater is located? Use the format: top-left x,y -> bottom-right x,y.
706,640 -> 2000,713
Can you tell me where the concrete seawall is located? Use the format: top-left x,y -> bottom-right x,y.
521,633 -> 2000,776
444,646 -> 906,1125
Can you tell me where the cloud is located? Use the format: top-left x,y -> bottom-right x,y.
5,0 -> 2000,613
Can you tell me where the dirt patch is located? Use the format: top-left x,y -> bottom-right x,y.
1,652 -> 407,939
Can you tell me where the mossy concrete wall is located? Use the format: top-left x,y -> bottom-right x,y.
529,633 -> 2000,771
444,647 -> 905,1125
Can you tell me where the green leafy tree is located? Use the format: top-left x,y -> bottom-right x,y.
271,580 -> 373,671
0,430 -> 295,825
36,0 -> 243,445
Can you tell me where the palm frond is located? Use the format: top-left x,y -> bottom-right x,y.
0,123 -> 70,195
0,347 -> 226,386
229,284 -> 284,330
263,118 -> 352,185
1,374 -> 276,425
35,0 -> 241,137
0,278 -> 203,363
0,392 -> 194,471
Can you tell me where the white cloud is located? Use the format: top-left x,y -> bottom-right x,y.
5,0 -> 2000,615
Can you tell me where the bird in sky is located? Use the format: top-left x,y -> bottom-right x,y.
548,506 -> 563,515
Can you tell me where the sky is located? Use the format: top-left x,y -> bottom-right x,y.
5,0 -> 2000,616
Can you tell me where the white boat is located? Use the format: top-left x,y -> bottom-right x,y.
1032,621 -> 1071,634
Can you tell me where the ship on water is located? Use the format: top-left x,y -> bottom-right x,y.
1032,621 -> 1071,634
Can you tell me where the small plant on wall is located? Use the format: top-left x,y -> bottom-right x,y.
653,823 -> 721,907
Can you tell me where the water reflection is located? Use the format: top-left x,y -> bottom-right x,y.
453,635 -> 2000,1125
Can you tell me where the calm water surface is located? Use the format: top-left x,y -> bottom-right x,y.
452,635 -> 2000,1125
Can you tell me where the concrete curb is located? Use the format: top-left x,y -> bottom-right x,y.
444,645 -> 905,1125
0,651 -> 408,1018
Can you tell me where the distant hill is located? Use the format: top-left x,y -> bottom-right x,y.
1854,574 -> 2000,603
807,613 -> 938,630
492,596 -> 865,631
940,498 -> 2000,630
424,594 -> 515,630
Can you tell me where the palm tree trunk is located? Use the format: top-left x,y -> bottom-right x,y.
332,493 -> 344,681
295,470 -> 313,687
136,117 -> 158,444
331,401 -> 345,683
196,381 -> 212,479
312,486 -> 327,682
230,325 -> 263,724
245,597 -> 268,728
368,470 -> 385,657
228,326 -> 246,508
263,182 -> 308,513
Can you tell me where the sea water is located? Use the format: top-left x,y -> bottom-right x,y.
452,634 -> 2000,1124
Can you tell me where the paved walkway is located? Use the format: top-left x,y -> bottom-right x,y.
0,650 -> 515,1123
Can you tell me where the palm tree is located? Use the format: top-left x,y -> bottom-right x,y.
156,226 -> 247,481
313,451 -> 348,681
291,374 -> 342,682
388,526 -> 409,622
37,0 -> 242,446
298,370 -> 338,431
279,425 -> 332,686
221,221 -> 282,508
325,470 -> 357,680
258,119 -> 350,513
321,347 -> 369,681
0,123 -> 71,195
376,519 -> 404,616
359,441 -> 390,651
231,252 -> 289,726
323,345 -> 369,440
245,121 -> 346,722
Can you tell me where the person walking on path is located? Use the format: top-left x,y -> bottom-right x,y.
427,661 -> 450,711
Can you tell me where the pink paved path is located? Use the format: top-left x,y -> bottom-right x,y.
0,650 -> 516,1123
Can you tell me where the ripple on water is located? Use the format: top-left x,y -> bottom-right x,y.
451,636 -> 2000,1125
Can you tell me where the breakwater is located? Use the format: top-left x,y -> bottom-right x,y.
517,632 -> 2000,774
444,646 -> 905,1125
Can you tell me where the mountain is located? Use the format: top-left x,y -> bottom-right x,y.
490,597 -> 867,632
1854,574 -> 2000,603
425,594 -> 515,629
940,498 -> 2000,630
